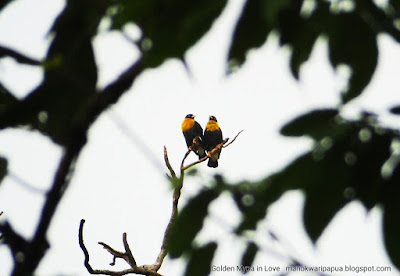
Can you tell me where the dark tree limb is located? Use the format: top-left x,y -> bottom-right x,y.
94,58 -> 146,117
1,52 -> 147,276
12,140 -> 84,275
0,45 -> 41,65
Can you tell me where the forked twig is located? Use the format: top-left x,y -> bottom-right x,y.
79,220 -> 162,276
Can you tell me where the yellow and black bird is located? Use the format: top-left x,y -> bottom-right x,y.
204,115 -> 223,168
182,114 -> 206,159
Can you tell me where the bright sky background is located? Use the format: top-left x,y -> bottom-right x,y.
1,0 -> 400,275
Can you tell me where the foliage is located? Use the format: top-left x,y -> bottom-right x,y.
1,0 -> 400,275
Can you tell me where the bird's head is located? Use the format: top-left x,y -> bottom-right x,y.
209,115 -> 217,122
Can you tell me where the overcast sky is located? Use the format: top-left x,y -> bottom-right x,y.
1,0 -> 400,275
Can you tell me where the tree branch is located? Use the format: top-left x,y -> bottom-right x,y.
79,220 -> 162,276
12,140 -> 84,275
0,45 -> 41,65
223,130 -> 243,148
78,131 -> 242,275
95,57 -> 145,116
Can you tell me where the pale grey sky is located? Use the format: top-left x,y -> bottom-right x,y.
0,0 -> 399,275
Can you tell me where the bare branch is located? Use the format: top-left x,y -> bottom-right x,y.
79,131 -> 242,275
181,154 -> 208,171
79,220 -> 162,276
180,150 -> 191,171
223,130 -> 243,148
123,233 -> 137,268
163,146 -> 176,179
98,242 -> 125,262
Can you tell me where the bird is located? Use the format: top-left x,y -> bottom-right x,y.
204,115 -> 223,168
182,114 -> 206,159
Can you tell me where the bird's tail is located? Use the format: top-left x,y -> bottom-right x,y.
198,149 -> 207,160
207,158 -> 218,168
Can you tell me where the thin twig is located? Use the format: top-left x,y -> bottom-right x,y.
180,150 -> 191,171
181,155 -> 208,171
123,233 -> 137,267
223,130 -> 243,148
163,146 -> 176,179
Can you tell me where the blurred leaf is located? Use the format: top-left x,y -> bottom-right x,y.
186,168 -> 198,176
0,156 -> 7,184
0,83 -> 18,112
233,176 -> 289,233
350,129 -> 393,209
289,20 -> 319,79
168,188 -> 219,258
110,0 -> 227,68
285,1 -> 331,78
382,169 -> 400,269
0,0 -> 109,145
327,13 -> 378,103
300,153 -> 350,241
0,0 -> 14,11
280,109 -> 340,140
383,208 -> 400,269
240,241 -> 258,272
184,242 -> 217,276
228,0 -> 276,69
389,105 -> 400,115
234,111 -> 394,243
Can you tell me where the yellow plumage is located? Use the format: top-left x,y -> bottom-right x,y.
182,117 -> 195,132
205,120 -> 219,131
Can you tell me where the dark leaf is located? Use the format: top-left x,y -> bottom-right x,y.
168,188 -> 219,258
110,0 -> 228,68
0,156 -> 7,184
383,208 -> 400,269
240,241 -> 258,272
382,169 -> 400,269
289,21 -> 319,79
227,0 -> 274,70
301,156 -> 350,241
184,242 -> 217,276
0,0 -> 14,12
0,0 -> 109,145
389,105 -> 400,115
327,13 -> 378,103
280,109 -> 339,140
351,129 -> 393,209
277,0 -> 303,47
0,83 -> 18,112
235,171 -> 297,233
284,1 -> 331,79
